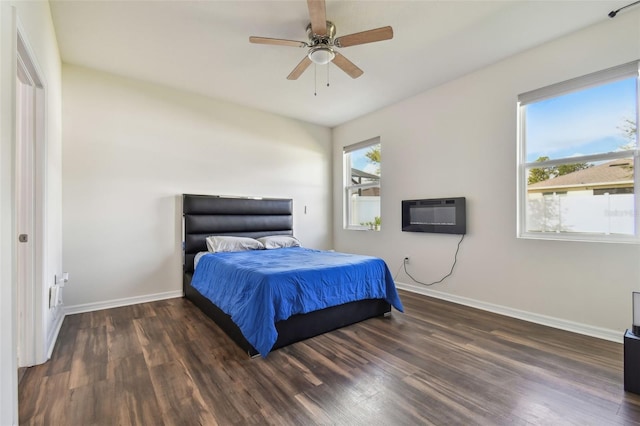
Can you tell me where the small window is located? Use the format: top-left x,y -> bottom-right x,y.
594,187 -> 634,195
517,61 -> 639,242
344,138 -> 381,230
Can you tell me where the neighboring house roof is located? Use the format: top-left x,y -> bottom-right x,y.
528,158 -> 634,191
351,168 -> 380,181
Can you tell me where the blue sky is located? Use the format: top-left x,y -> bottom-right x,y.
525,77 -> 637,163
351,144 -> 380,176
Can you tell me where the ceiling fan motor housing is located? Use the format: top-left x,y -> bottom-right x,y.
306,21 -> 336,64
306,21 -> 336,44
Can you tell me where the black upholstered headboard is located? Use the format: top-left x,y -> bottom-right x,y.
182,194 -> 293,273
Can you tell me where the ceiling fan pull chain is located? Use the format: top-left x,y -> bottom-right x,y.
327,63 -> 330,87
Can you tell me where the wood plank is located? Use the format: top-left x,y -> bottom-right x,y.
18,291 -> 640,424
133,317 -> 181,367
148,359 -> 218,425
107,319 -> 143,361
67,326 -> 108,389
108,353 -> 165,426
19,371 -> 70,425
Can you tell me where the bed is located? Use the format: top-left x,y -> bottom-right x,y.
182,194 -> 403,357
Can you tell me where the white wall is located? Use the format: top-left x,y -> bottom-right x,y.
0,1 -> 63,424
333,10 -> 640,339
62,64 -> 332,308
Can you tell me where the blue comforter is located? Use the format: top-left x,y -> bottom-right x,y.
191,247 -> 404,356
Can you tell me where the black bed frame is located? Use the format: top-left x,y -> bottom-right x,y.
182,194 -> 391,357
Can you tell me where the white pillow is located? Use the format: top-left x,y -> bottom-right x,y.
206,236 -> 264,253
256,235 -> 301,249
194,251 -> 208,269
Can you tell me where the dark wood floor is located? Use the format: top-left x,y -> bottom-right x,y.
18,290 -> 640,425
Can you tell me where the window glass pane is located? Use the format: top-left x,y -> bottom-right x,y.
347,188 -> 381,229
345,142 -> 381,229
525,158 -> 635,236
349,143 -> 381,180
525,77 -> 637,162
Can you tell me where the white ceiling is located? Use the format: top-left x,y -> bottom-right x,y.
49,0 -> 628,127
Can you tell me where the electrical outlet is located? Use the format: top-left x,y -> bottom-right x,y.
404,257 -> 410,264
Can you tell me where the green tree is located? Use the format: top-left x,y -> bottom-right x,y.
556,162 -> 591,176
528,156 -> 590,185
619,118 -> 637,150
365,144 -> 381,175
615,118 -> 635,176
621,118 -> 637,139
528,156 -> 553,184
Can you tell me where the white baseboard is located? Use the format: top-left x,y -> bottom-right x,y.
46,309 -> 65,359
395,281 -> 623,344
64,290 -> 184,315
61,285 -> 623,344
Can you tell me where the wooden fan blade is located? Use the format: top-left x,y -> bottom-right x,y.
307,0 -> 327,36
287,56 -> 312,80
332,52 -> 363,79
249,36 -> 307,48
335,26 -> 393,48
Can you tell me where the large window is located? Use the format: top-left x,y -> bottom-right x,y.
517,61 -> 639,242
344,138 -> 381,230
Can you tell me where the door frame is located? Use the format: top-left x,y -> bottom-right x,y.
1,7 -> 50,423
0,4 -> 19,424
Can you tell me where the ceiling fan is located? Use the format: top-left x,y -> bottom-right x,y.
249,0 -> 393,80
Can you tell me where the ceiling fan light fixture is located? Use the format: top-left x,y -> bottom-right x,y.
308,46 -> 335,65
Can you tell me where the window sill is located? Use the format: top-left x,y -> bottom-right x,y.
345,226 -> 380,232
518,231 -> 640,244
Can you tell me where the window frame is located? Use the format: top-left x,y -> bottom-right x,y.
516,60 -> 640,243
343,137 -> 381,231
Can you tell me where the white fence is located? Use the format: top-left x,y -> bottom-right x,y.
350,195 -> 380,226
527,193 -> 635,235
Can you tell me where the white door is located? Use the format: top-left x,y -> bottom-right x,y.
16,52 -> 36,367
15,35 -> 44,368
